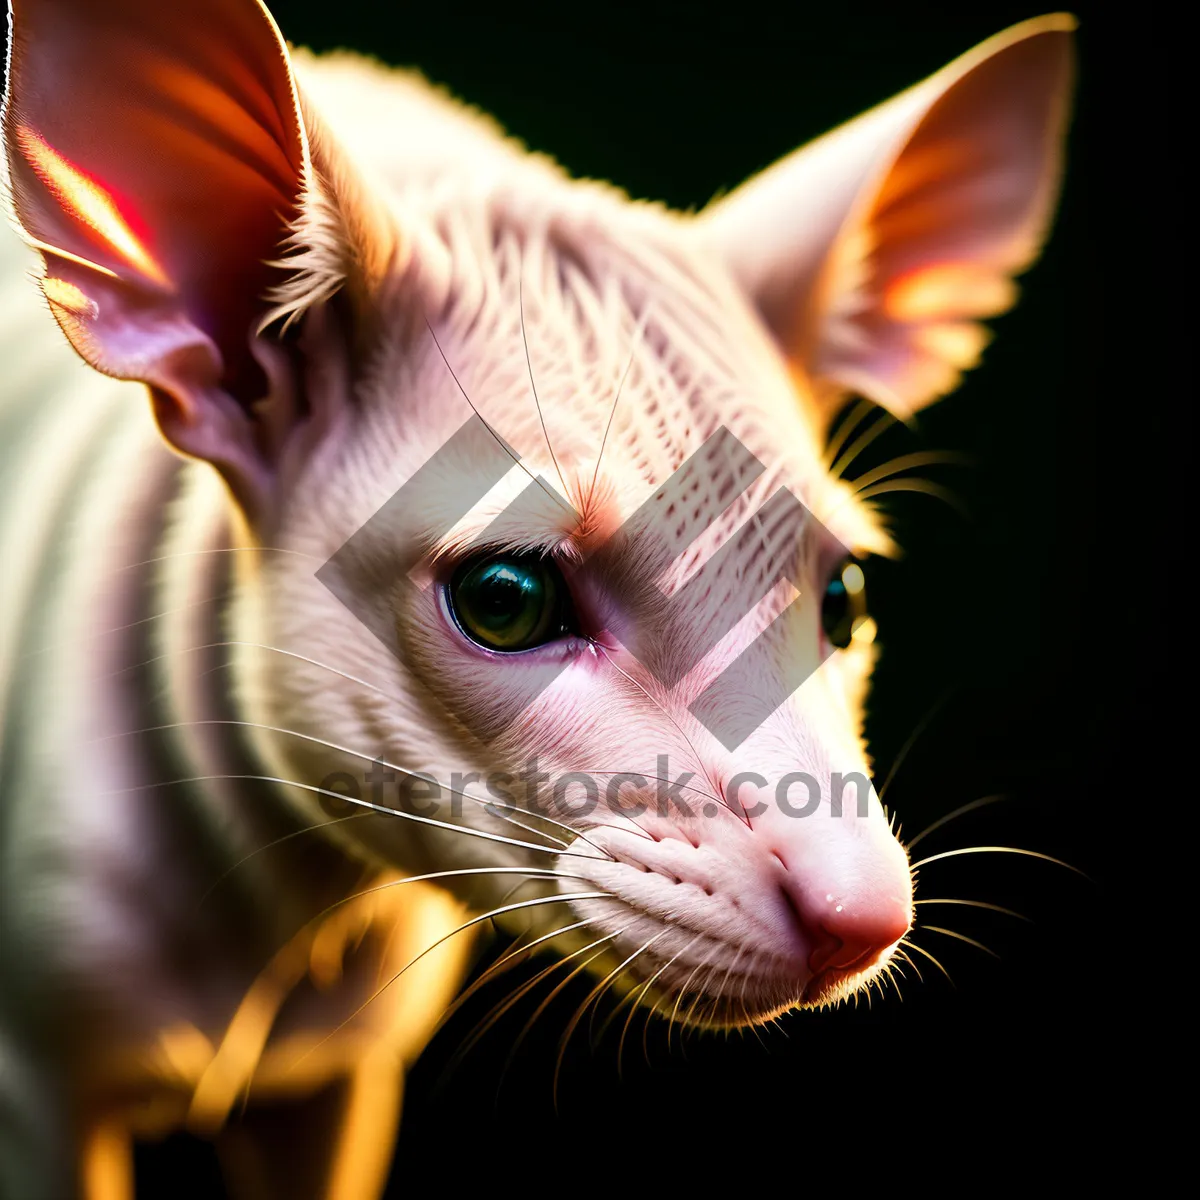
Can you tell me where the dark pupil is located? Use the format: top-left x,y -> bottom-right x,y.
822,570 -> 854,649
453,558 -> 555,649
472,564 -> 540,626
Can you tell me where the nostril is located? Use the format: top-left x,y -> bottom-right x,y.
780,880 -> 910,976
808,926 -> 859,975
807,910 -> 910,976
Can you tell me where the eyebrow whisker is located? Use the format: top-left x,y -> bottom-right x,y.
588,307 -> 649,509
520,271 -> 570,499
424,315 -> 562,508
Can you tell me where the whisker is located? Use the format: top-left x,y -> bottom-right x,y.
108,638 -> 395,700
900,938 -> 955,986
490,874 -> 544,925
699,947 -> 745,1032
904,794 -> 1008,851
591,641 -> 740,824
921,926 -> 1000,959
582,929 -> 670,1048
481,803 -> 570,852
914,898 -> 1029,921
424,316 -> 562,507
100,711 -> 615,859
892,947 -> 923,984
197,810 -> 374,908
829,410 -> 896,481
667,956 -> 713,1054
553,932 -> 669,1107
430,917 -> 598,1040
587,310 -> 648,507
823,398 -> 877,471
909,845 -> 1084,876
107,772 -> 602,861
519,274 -> 569,498
99,707 -> 611,853
446,927 -> 624,1087
310,867 -> 592,934
614,936 -> 700,1078
879,962 -> 903,1003
847,450 -> 971,496
852,478 -> 967,515
641,972 -> 685,1066
288,890 -> 613,1073
578,767 -> 726,813
495,927 -> 637,1105
739,966 -> 768,1048
20,591 -> 233,663
207,876 -> 595,1112
682,961 -> 724,1034
109,648 -> 679,856
877,687 -> 955,806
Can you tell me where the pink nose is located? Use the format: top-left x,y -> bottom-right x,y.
805,902 -> 910,976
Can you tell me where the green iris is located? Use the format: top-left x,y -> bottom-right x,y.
448,554 -> 565,651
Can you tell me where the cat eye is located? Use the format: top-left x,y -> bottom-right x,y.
446,553 -> 576,652
822,557 -> 869,649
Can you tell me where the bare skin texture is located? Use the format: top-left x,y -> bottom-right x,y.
0,2 -> 1075,1197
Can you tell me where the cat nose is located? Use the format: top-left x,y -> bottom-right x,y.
803,898 -> 910,975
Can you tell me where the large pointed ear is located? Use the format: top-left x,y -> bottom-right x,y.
698,14 -> 1076,424
1,0 -> 391,511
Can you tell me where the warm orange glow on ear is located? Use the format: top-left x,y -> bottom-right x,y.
41,276 -> 98,318
913,321 -> 989,369
16,126 -> 169,287
885,264 -> 1017,322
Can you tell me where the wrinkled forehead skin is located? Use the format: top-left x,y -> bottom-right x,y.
305,190 -> 880,558
269,185 -> 882,757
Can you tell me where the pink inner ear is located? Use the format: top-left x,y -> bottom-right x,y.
814,28 -> 1074,416
4,0 -> 306,399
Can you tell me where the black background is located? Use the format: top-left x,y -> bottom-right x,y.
5,0 -> 1181,1190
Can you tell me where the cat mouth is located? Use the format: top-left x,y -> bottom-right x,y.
559,854 -> 905,1026
582,901 -> 894,1028
556,829 -> 912,1022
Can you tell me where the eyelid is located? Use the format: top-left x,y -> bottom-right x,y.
433,541 -> 570,584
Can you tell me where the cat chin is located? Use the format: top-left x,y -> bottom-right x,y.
566,911 -> 899,1028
